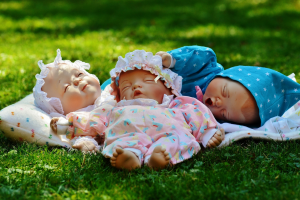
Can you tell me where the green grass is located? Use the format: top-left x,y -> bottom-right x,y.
1,0 -> 300,199
1,136 -> 300,199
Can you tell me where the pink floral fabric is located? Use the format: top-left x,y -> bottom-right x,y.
66,96 -> 218,165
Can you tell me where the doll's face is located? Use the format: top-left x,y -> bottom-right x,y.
203,77 -> 259,125
118,69 -> 172,104
42,64 -> 101,114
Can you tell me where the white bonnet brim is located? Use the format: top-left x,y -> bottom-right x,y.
33,49 -> 100,115
110,50 -> 182,97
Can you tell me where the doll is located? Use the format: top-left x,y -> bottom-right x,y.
51,50 -> 225,170
157,46 -> 300,127
33,49 -> 103,152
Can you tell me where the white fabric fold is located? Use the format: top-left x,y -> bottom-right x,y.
116,94 -> 174,108
218,106 -> 300,148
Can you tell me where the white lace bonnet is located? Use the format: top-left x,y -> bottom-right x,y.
110,50 -> 182,97
33,49 -> 100,115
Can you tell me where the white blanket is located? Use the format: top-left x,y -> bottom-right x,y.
219,100 -> 300,147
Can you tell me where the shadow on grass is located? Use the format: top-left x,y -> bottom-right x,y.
1,0 -> 299,68
1,0 -> 299,35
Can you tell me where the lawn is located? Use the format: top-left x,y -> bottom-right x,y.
1,0 -> 300,199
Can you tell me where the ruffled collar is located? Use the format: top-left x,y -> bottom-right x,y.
116,94 -> 174,107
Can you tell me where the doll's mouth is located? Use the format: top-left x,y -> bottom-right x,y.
205,98 -> 212,106
82,84 -> 88,91
133,90 -> 143,97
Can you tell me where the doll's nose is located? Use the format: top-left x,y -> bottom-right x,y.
205,97 -> 222,107
133,82 -> 142,90
215,98 -> 222,107
73,77 -> 81,86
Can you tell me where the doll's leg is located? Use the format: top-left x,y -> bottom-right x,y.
147,145 -> 170,170
110,147 -> 141,171
145,132 -> 201,170
103,133 -> 151,171
145,137 -> 175,170
103,131 -> 153,170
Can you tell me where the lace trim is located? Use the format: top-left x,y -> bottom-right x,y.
94,84 -> 116,107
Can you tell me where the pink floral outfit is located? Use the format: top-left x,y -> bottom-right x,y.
56,50 -> 220,166
64,94 -> 218,165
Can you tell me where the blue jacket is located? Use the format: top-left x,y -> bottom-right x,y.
167,46 -> 223,97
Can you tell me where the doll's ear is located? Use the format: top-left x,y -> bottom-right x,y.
241,95 -> 260,125
110,82 -> 120,102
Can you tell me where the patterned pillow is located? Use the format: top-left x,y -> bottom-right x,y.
0,94 -> 71,147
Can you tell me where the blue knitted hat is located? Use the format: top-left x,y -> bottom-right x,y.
216,66 -> 300,126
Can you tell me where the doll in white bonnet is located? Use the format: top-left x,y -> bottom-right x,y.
33,49 -> 102,152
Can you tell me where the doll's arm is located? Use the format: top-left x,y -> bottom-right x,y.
50,117 -> 69,135
50,114 -> 106,140
65,106 -> 112,140
155,51 -> 175,68
50,104 -> 112,139
50,117 -> 101,153
167,46 -> 221,72
156,45 -> 219,70
170,96 -> 224,147
169,46 -> 223,89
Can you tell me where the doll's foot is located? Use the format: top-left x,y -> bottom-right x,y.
110,147 -> 141,171
148,146 -> 170,170
207,128 -> 225,148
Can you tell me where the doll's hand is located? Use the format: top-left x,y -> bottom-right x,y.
94,134 -> 105,145
207,128 -> 225,148
73,141 -> 99,154
155,51 -> 172,68
50,117 -> 60,133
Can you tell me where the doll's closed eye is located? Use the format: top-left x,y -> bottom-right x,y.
144,75 -> 155,82
121,84 -> 131,92
145,79 -> 154,82
222,86 -> 226,97
222,85 -> 229,97
64,85 -> 70,92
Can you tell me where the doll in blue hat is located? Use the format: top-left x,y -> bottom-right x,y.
203,66 -> 300,126
157,46 -> 300,127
